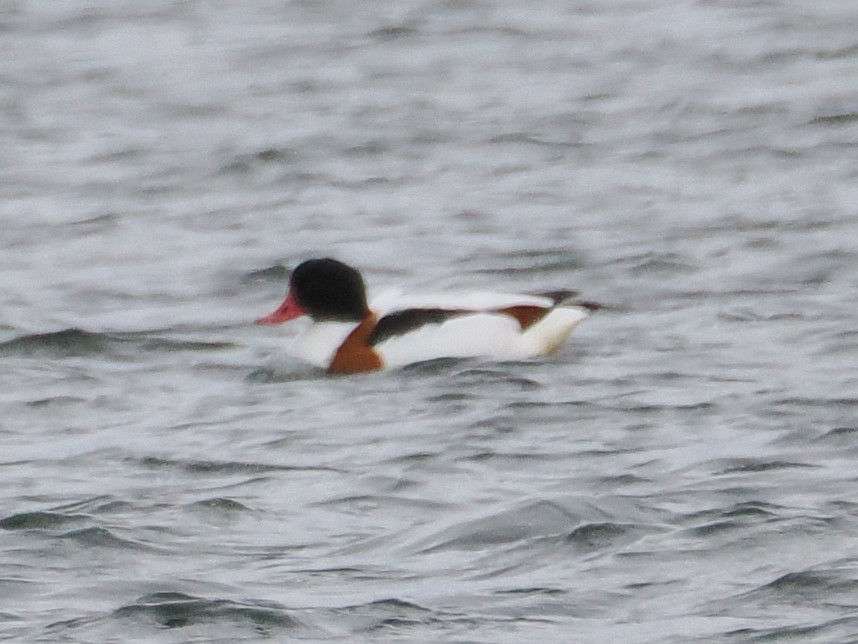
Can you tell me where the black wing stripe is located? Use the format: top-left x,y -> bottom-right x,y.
368,309 -> 466,346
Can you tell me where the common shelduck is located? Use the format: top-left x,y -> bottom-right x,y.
256,258 -> 597,374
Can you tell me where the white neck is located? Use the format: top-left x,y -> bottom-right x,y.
289,320 -> 360,369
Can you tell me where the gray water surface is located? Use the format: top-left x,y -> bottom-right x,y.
3,1 -> 858,642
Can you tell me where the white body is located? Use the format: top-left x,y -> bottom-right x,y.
287,290 -> 590,370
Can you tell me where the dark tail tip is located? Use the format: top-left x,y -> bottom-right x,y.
538,290 -> 579,305
574,300 -> 602,312
537,291 -> 602,311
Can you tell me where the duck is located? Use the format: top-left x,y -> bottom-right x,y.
256,258 -> 597,374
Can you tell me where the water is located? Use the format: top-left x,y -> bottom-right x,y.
2,1 -> 858,641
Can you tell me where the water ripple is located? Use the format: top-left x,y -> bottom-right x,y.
0,328 -> 234,358
113,592 -> 303,632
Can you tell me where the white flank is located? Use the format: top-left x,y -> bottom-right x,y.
377,305 -> 590,367
376,312 -> 526,368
